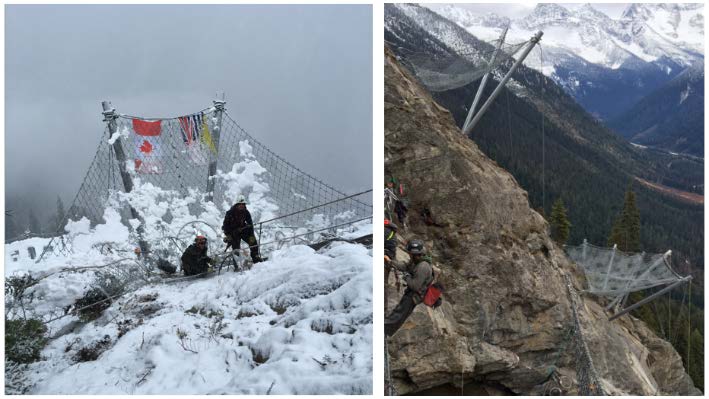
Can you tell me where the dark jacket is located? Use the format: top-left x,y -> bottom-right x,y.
222,205 -> 255,239
181,243 -> 211,276
384,226 -> 397,259
390,258 -> 433,299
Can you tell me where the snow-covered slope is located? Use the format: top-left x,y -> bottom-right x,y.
15,243 -> 372,394
5,149 -> 373,394
621,3 -> 704,56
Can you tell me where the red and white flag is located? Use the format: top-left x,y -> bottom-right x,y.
132,119 -> 163,174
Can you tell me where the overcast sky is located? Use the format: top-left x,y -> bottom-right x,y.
5,4 -> 372,215
427,3 -> 630,20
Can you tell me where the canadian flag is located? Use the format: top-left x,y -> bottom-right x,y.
132,119 -> 163,174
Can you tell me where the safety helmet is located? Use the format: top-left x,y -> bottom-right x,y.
406,239 -> 426,255
385,219 -> 398,231
236,195 -> 246,205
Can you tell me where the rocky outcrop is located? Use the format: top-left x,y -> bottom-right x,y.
384,47 -> 700,395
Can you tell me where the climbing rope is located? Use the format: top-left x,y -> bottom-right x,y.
687,280 -> 691,374
256,189 -> 372,227
539,43 -> 546,213
384,339 -> 397,396
506,87 -> 514,160
670,283 -> 687,345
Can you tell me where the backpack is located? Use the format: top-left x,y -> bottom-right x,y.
423,283 -> 443,307
157,258 -> 177,274
423,262 -> 443,308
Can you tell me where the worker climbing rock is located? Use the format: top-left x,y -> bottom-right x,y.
395,198 -> 408,230
181,235 -> 213,276
222,195 -> 263,264
384,218 -> 399,312
386,177 -> 409,229
385,238 -> 433,336
384,218 -> 398,283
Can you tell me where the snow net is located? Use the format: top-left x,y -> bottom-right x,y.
39,102 -> 372,262
564,241 -> 684,299
397,40 -> 529,92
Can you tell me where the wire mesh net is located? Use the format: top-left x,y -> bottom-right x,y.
565,241 -> 683,299
39,103 -> 372,262
562,273 -> 606,396
400,40 -> 529,92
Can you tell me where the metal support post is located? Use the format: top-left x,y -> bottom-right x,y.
601,244 -> 617,291
463,31 -> 543,136
609,276 -> 692,321
463,25 -> 509,133
102,101 -> 150,257
206,96 -> 226,202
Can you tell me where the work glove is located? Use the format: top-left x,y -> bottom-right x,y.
384,255 -> 391,264
223,234 -> 232,243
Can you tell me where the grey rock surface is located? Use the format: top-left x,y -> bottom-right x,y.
384,47 -> 700,396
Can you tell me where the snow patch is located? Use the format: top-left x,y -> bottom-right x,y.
23,242 -> 372,394
679,83 -> 691,104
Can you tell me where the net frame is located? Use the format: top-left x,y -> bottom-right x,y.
397,39 -> 530,93
38,102 -> 372,262
564,240 -> 690,320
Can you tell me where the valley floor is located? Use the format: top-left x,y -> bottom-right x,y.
635,177 -> 703,205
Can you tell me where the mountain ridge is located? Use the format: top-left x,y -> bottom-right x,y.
429,3 -> 704,121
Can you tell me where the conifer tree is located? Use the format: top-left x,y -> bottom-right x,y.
5,211 -> 19,238
28,210 -> 41,234
54,196 -> 66,232
608,186 -> 641,252
550,198 -> 571,244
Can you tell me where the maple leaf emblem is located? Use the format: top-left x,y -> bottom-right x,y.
139,140 -> 153,154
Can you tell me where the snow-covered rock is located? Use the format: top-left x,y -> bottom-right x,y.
18,242 -> 372,394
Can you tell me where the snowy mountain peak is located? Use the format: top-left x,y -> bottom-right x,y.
432,3 -> 704,70
527,3 -> 572,25
435,4 -> 510,30
576,3 -> 612,22
621,3 -> 650,21
619,3 -> 704,53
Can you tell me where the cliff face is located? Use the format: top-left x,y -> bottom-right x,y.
384,47 -> 700,395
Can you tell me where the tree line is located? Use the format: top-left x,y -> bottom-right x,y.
5,196 -> 67,240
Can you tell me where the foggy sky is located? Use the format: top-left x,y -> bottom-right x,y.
5,4 -> 373,217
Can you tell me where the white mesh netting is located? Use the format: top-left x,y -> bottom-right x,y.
38,102 -> 372,262
565,241 -> 684,298
398,40 -> 529,92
